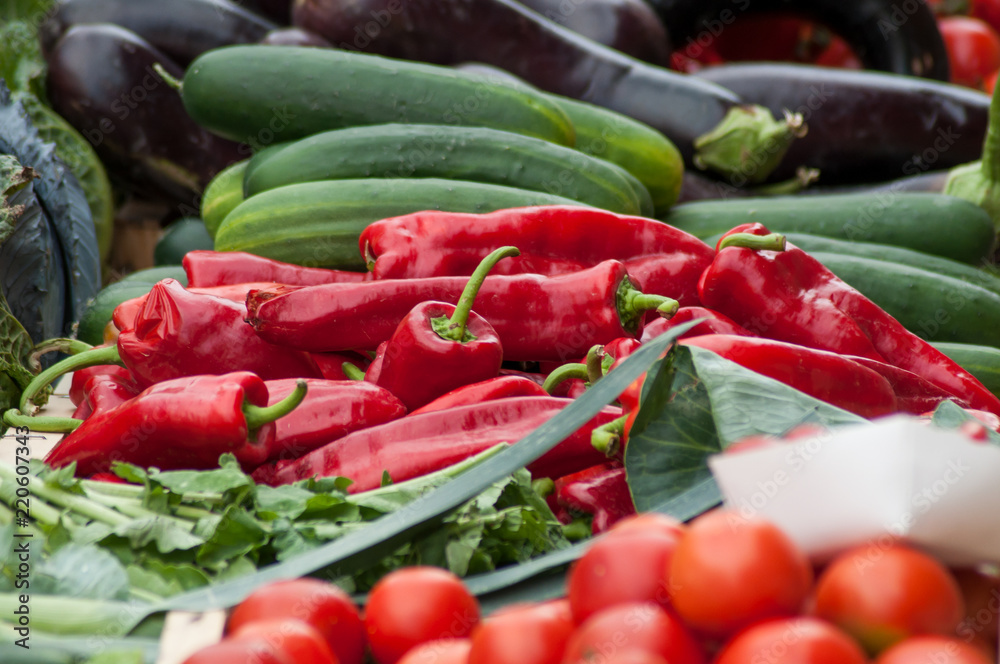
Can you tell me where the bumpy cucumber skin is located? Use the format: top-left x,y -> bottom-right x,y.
214,178 -> 592,270
665,193 -> 997,265
809,252 -> 1000,346
181,46 -> 576,149
201,159 -> 249,238
930,342 -> 1000,398
243,124 -> 648,216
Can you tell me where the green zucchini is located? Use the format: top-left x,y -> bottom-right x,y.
930,342 -> 1000,398
154,217 -> 214,266
201,159 -> 249,238
180,46 -> 575,149
664,193 -> 997,264
244,124 -> 651,216
809,252 -> 1000,345
215,178 -> 591,270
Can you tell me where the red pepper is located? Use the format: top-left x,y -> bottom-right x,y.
698,224 -> 1000,417
553,462 -> 636,534
69,364 -> 133,406
183,250 -> 371,287
846,355 -> 970,415
372,247 -> 517,410
81,373 -> 140,416
246,261 -> 679,362
263,378 -> 406,463
360,205 -> 714,305
251,397 -> 623,492
43,373 -> 307,475
640,306 -> 754,343
309,351 -> 371,381
408,376 -> 549,416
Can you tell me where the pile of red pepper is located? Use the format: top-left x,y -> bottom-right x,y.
7,204 -> 1000,534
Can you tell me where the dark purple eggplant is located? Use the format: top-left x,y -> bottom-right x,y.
259,26 -> 331,46
514,0 -> 670,66
39,0 -> 277,66
695,63 -> 990,184
801,170 -> 951,195
648,0 -> 949,80
239,0 -> 293,23
45,24 -> 244,205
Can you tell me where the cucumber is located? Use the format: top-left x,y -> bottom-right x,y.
215,178 -> 592,270
154,217 -> 214,266
664,193 -> 997,264
809,252 -> 1000,345
201,159 -> 249,238
76,266 -> 188,345
180,45 -> 575,149
244,124 -> 650,216
930,342 -> 1000,398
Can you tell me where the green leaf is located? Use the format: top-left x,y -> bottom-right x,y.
82,650 -> 146,664
195,508 -> 266,570
0,266 -> 40,430
105,517 -> 205,555
149,456 -> 252,498
930,399 -> 1000,445
254,484 -> 320,520
34,544 -> 130,601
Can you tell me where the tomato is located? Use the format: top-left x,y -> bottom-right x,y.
396,639 -> 472,664
813,36 -> 862,69
973,0 -> 1000,35
180,637 -> 292,664
565,653 -> 667,664
608,513 -> 686,538
667,510 -> 813,639
953,567 -> 1000,651
813,543 -> 964,655
939,16 -> 1000,88
714,617 -> 868,664
364,567 -> 480,664
229,619 -> 338,664
228,578 -> 365,664
711,15 -> 824,63
568,528 -> 683,623
561,603 -> 705,664
468,600 -> 574,664
875,635 -> 993,664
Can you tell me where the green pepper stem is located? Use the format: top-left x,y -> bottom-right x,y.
542,363 -> 589,394
585,345 -> 606,385
562,518 -> 593,541
437,246 -> 520,342
3,409 -> 82,432
341,362 -> 366,381
20,345 -> 123,412
531,477 -> 555,498
29,338 -> 93,371
592,414 -> 628,456
616,277 -> 680,336
717,232 -> 787,252
244,379 -> 308,431
152,62 -> 183,92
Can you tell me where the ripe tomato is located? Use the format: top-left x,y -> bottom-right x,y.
561,603 -> 705,664
468,600 -> 574,664
565,653 -> 667,664
714,617 -> 868,664
608,513 -> 686,539
711,15 -> 821,63
813,36 -> 862,69
973,0 -> 1000,35
874,635 -> 993,664
364,567 -> 480,664
229,619 -> 338,664
396,639 -> 472,664
939,16 -> 1000,88
668,510 -> 813,639
813,542 -> 964,655
227,578 -> 364,664
181,637 -> 291,664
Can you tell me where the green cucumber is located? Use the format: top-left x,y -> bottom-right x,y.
201,159 -> 249,238
154,217 -> 214,266
930,342 -> 1000,398
809,252 -> 1000,345
244,124 -> 650,216
664,193 -> 997,264
179,46 -> 575,149
215,178 -> 591,270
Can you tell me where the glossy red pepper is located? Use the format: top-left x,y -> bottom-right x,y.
79,373 -> 140,417
372,247 -> 516,410
251,397 -> 623,492
43,373 -> 307,475
183,250 -> 371,287
69,364 -> 133,406
360,206 -> 714,305
846,355 -> 970,415
640,306 -> 754,343
698,224 -> 1000,418
408,376 -> 549,416
553,462 -> 636,534
246,261 -> 679,362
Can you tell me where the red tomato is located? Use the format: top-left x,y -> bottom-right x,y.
714,617 -> 868,664
813,36 -> 863,69
181,637 -> 292,664
668,510 -> 813,639
608,513 -> 686,538
813,543 -> 964,655
712,15 -> 820,62
939,16 -> 1000,88
364,567 -> 480,664
953,567 -> 1000,649
568,528 -> 683,623
973,0 -> 1000,35
875,635 -> 993,664
565,653 -> 667,664
229,619 -> 339,664
396,639 -> 472,664
228,579 -> 364,664
561,603 -> 705,664
468,600 -> 574,664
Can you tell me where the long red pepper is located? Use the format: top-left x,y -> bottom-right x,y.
183,250 -> 371,287
360,206 -> 714,305
69,364 -> 133,406
640,306 -> 753,343
408,376 -> 549,416
843,356 -> 970,414
246,261 -> 679,362
251,397 -> 623,492
698,223 -> 1000,417
553,462 -> 636,534
372,247 -> 518,410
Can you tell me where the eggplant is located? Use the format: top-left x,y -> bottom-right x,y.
514,0 -> 671,66
695,63 -> 990,185
240,0 -> 294,23
259,26 -> 332,47
45,24 -> 245,206
648,0 -> 949,80
39,0 -> 277,66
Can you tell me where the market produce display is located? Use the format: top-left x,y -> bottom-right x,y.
6,0 -> 1000,662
